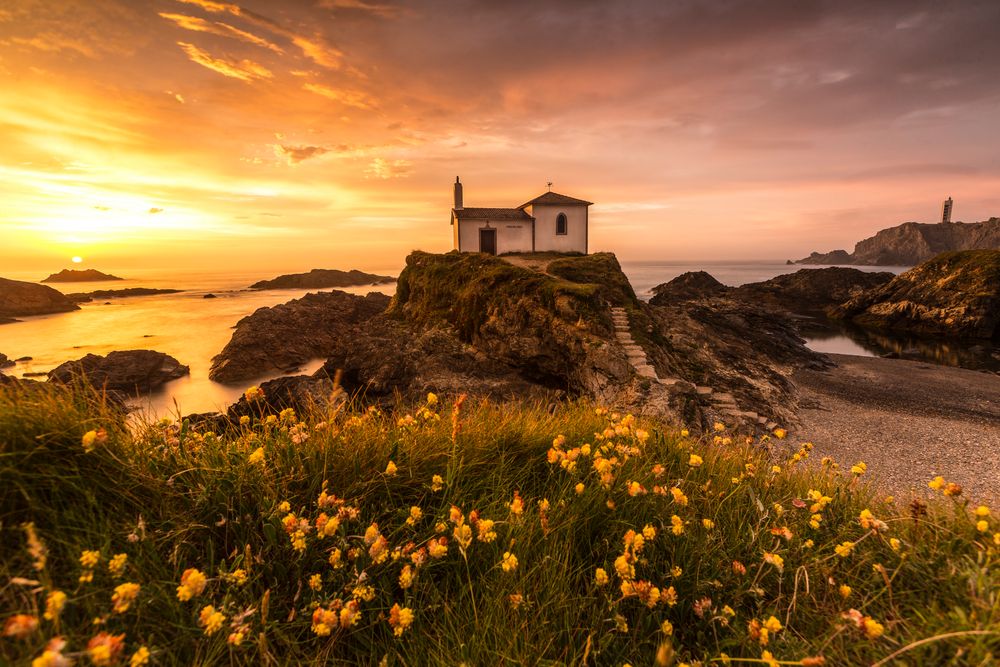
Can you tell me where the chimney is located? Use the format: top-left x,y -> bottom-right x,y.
454,176 -> 463,210
942,196 -> 953,223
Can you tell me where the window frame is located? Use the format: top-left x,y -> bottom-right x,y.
555,212 -> 568,235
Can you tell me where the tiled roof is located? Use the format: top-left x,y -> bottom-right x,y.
519,191 -> 594,207
453,207 -> 534,220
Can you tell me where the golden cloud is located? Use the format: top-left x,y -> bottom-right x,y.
159,13 -> 284,54
303,83 -> 376,110
177,42 -> 273,81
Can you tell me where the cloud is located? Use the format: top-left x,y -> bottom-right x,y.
148,207 -> 164,213
365,157 -> 411,179
273,144 -> 330,164
176,42 -> 273,81
303,83 -> 376,109
158,13 -> 284,53
318,0 -> 399,19
292,35 -> 343,69
10,33 -> 97,57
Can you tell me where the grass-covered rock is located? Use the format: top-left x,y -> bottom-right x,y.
1,384 -> 998,665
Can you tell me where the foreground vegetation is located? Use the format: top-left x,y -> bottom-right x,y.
1,384 -> 997,666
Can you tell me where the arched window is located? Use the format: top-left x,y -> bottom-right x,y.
556,212 -> 568,235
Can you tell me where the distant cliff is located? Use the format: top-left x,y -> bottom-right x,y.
249,268 -> 395,290
794,218 -> 1000,266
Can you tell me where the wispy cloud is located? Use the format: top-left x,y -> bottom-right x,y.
159,13 -> 284,54
177,41 -> 272,81
273,144 -> 329,164
318,0 -> 400,19
9,33 -> 97,57
365,157 -> 411,179
303,83 -> 376,109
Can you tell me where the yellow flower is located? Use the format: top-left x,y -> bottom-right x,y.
108,553 -> 128,578
80,549 -> 100,569
385,460 -> 398,476
426,392 -> 438,406
243,385 -> 263,401
177,568 -> 207,601
928,475 -> 945,491
329,548 -> 343,569
889,537 -> 901,552
476,518 -> 497,543
575,482 -> 585,495
87,632 -> 125,667
688,453 -> 703,467
761,649 -> 779,667
31,638 -> 71,667
661,619 -> 673,635
308,573 -> 322,591
975,505 -> 991,518
399,565 -> 414,589
835,541 -> 855,558
773,428 -> 786,439
43,590 -> 67,622
431,474 -> 445,492
509,492 -> 524,517
763,552 -> 784,572
406,506 -> 423,527
428,537 -> 448,558
670,515 -> 684,535
702,518 -> 715,530
339,601 -> 362,628
388,603 -> 414,636
839,584 -> 852,599
863,617 -> 885,639
82,430 -> 98,452
198,605 -> 226,636
713,422 -> 725,432
643,524 -> 657,540
671,565 -> 682,578
225,569 -> 247,586
977,520 -> 989,533
851,461 -> 867,475
670,487 -> 688,506
130,646 -> 150,667
111,582 -> 140,614
594,568 -> 609,586
248,447 -> 265,465
239,415 -> 250,426
501,551 -> 518,572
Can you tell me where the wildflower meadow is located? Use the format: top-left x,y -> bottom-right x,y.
1,383 -> 997,665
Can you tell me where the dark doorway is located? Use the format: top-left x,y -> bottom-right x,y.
479,228 -> 497,255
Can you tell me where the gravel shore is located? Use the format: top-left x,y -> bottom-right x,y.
790,353 -> 1000,504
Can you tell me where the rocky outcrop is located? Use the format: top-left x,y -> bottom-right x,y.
226,375 -> 338,422
0,277 -> 80,318
65,288 -> 183,302
209,291 -> 392,383
41,269 -> 123,282
795,218 -> 1000,266
250,269 -> 395,290
649,271 -> 729,305
0,353 -> 14,370
733,268 -> 894,314
830,250 -> 1000,339
48,350 -> 190,392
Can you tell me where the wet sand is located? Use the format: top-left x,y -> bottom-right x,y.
791,353 -> 1000,503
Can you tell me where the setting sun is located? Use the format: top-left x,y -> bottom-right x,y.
71,256 -> 83,263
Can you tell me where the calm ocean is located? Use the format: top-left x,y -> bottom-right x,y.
8,260 -> 984,418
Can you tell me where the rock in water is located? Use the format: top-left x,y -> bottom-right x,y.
830,250 -> 1000,339
64,288 -> 183,302
249,268 -> 395,290
0,277 -> 81,317
0,353 -> 14,369
41,269 -> 124,282
733,267 -> 894,314
209,291 -> 392,383
649,271 -> 730,305
48,350 -> 190,392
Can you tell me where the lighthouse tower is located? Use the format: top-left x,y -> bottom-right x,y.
942,197 -> 953,223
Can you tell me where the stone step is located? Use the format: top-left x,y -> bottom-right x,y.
720,408 -> 743,417
610,308 -> 626,314
711,392 -> 735,403
765,421 -> 778,431
695,386 -> 713,396
740,411 -> 759,420
615,332 -> 632,341
658,377 -> 680,386
757,416 -> 768,425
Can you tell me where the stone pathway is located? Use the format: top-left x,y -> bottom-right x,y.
611,305 -> 780,431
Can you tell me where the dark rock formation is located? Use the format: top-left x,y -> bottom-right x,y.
0,353 -> 14,369
830,250 -> 1000,339
649,271 -> 729,305
48,350 -> 190,393
0,277 -> 80,318
203,293 -> 218,299
226,375 -> 338,422
41,269 -> 124,282
733,268 -> 895,314
795,217 -> 1000,266
209,291 -> 392,383
250,268 -> 395,290
65,288 -> 183,302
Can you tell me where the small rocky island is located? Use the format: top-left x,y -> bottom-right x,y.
793,217 -> 1000,266
41,268 -> 124,282
65,287 -> 183,303
249,268 -> 395,290
48,350 -> 190,393
0,277 -> 80,320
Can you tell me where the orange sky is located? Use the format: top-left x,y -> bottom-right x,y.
2,0 -> 999,273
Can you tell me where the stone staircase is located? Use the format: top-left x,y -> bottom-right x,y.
611,305 -> 780,432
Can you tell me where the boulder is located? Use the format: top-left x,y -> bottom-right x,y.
830,250 -> 1000,339
0,277 -> 80,317
226,375 -> 339,422
41,269 -> 123,282
0,353 -> 13,369
48,350 -> 190,393
209,291 -> 392,383
249,268 -> 395,290
649,271 -> 729,305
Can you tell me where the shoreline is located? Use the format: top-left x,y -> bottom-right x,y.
790,353 -> 1000,503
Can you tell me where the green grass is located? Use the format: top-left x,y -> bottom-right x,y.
1,384 -> 998,666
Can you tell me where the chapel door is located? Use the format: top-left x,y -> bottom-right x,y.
479,228 -> 497,255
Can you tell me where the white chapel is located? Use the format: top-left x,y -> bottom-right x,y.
450,177 -> 592,255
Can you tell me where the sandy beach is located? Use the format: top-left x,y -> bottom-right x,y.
791,353 -> 1000,504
